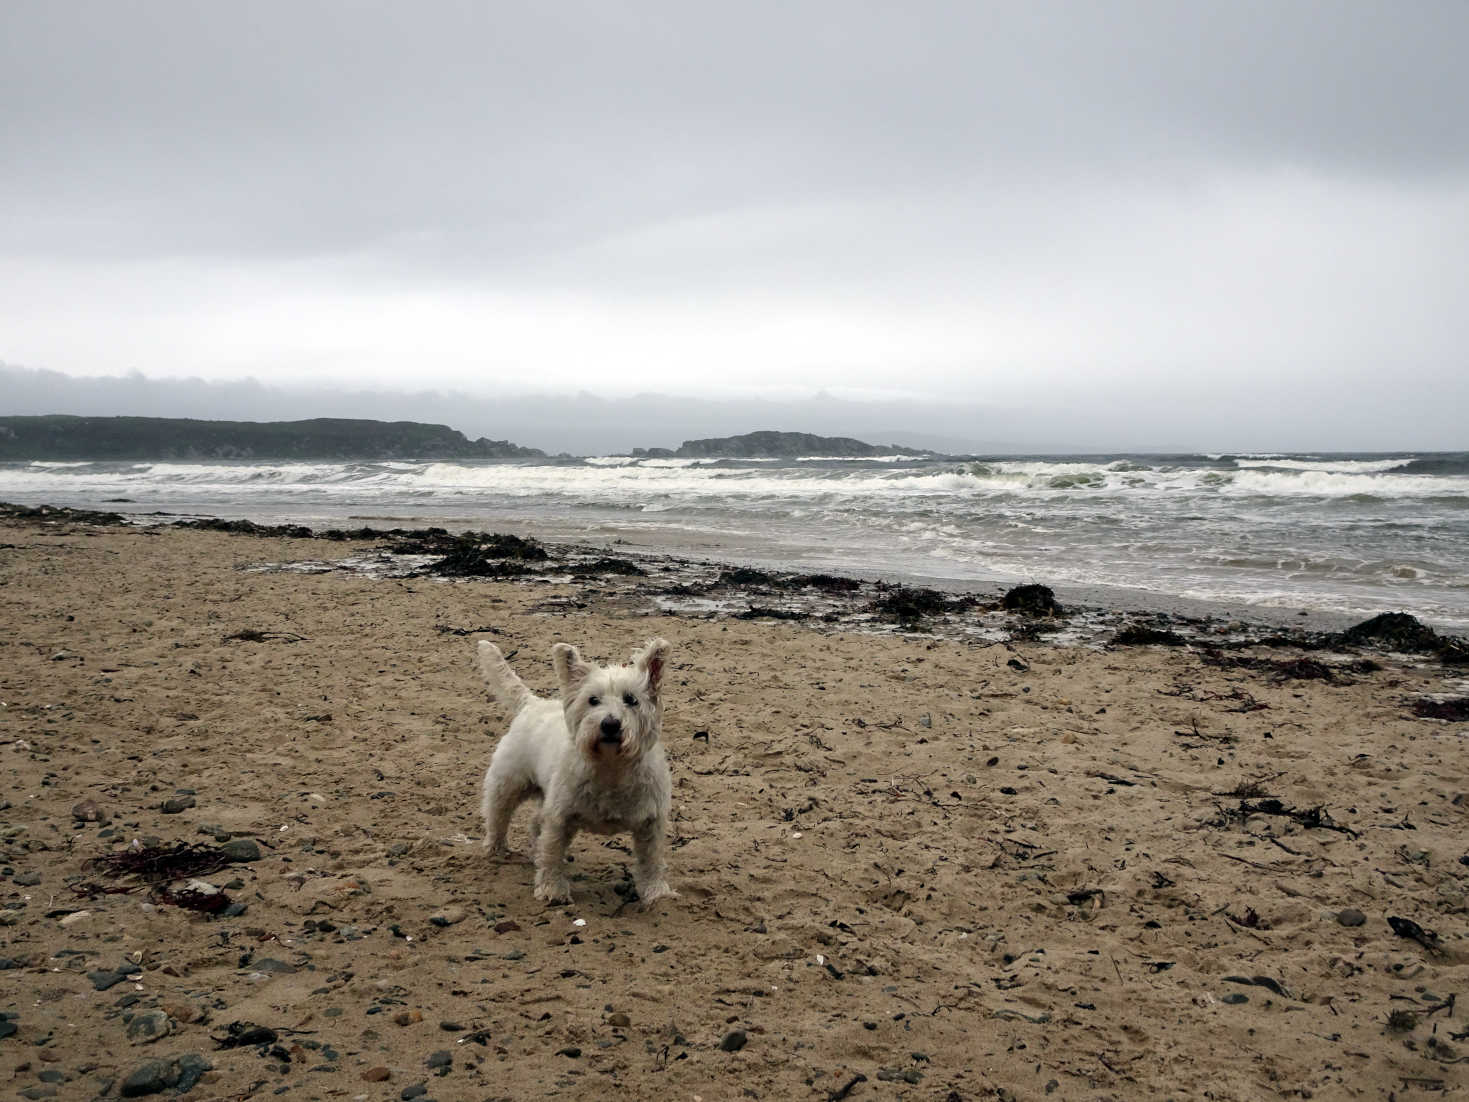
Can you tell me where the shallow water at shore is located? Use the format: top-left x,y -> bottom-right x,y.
3,449 -> 1467,630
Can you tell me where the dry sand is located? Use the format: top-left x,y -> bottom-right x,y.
1,514 -> 1467,1101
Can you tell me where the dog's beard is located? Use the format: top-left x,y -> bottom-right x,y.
578,719 -> 643,762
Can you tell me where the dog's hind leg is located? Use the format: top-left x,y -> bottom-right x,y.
481,772 -> 536,858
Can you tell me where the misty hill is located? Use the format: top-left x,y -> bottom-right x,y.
640,430 -> 931,459
0,415 -> 544,461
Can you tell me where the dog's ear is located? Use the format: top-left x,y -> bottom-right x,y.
634,637 -> 671,697
552,643 -> 592,692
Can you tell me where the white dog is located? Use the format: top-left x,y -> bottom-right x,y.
475,637 -> 676,905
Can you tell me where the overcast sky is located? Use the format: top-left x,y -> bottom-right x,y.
2,1 -> 1466,450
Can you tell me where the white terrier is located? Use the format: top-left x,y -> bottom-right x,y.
475,637 -> 677,905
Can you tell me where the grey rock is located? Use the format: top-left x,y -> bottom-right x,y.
401,1086 -> 428,1100
0,1019 -> 17,1040
127,1010 -> 172,1045
120,1054 -> 211,1097
718,1029 -> 748,1052
426,1049 -> 452,1068
160,796 -> 196,815
219,838 -> 262,862
1337,907 -> 1367,927
87,969 -> 131,991
14,871 -> 41,886
250,958 -> 298,974
19,1086 -> 57,1100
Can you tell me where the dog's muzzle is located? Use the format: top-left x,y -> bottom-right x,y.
598,715 -> 623,745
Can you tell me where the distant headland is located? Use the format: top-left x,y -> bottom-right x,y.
0,417 -> 932,461
0,415 -> 544,461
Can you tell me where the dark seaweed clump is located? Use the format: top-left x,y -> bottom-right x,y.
422,533 -> 550,576
1002,583 -> 1063,617
573,557 -> 648,577
1112,622 -> 1187,647
871,584 -> 977,625
0,502 -> 128,526
1412,697 -> 1469,721
175,517 -> 316,539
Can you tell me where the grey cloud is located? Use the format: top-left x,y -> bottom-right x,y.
3,2 -> 1465,265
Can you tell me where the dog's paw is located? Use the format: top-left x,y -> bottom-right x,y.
534,877 -> 573,904
638,881 -> 678,906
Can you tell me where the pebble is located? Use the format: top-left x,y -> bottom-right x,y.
58,910 -> 90,928
126,1010 -> 172,1045
14,871 -> 41,887
1337,907 -> 1367,927
361,1066 -> 391,1082
219,839 -> 262,862
0,1019 -> 18,1041
401,1086 -> 428,1100
87,967 -> 134,991
607,1012 -> 630,1028
160,795 -> 196,815
71,799 -> 106,823
250,958 -> 298,975
493,920 -> 520,934
1221,993 -> 1249,1005
394,1010 -> 424,1027
119,1053 -> 210,1098
438,1021 -> 464,1032
718,1029 -> 748,1052
429,905 -> 467,927
426,1050 -> 452,1069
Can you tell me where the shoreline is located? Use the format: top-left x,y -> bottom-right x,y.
1,508 -> 1467,1098
10,500 -> 1461,648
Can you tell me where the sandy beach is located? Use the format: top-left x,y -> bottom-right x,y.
2,510 -> 1467,1101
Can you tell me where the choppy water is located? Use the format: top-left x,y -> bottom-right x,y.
4,451 -> 1467,630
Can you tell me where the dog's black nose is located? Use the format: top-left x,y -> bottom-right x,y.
599,715 -> 623,743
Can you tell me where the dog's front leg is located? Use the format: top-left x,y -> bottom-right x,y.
632,818 -> 677,905
533,816 -> 576,903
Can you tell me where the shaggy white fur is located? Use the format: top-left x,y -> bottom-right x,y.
475,637 -> 676,905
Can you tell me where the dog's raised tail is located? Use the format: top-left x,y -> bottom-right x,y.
475,641 -> 534,713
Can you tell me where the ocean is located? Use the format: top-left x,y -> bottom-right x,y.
4,451 -> 1467,632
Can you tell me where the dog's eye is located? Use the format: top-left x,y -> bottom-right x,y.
623,693 -> 638,707
587,695 -> 600,706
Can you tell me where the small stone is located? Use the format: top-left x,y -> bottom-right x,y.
58,910 -> 90,927
1221,992 -> 1249,1005
87,969 -> 129,991
19,1086 -> 57,1100
72,799 -> 106,823
555,1046 -> 582,1058
393,1010 -> 423,1027
14,871 -> 41,887
718,1029 -> 748,1052
606,1012 -> 630,1028
0,1019 -> 17,1040
160,795 -> 196,815
161,1002 -> 203,1025
429,905 -> 467,927
250,958 -> 297,974
1337,907 -> 1367,927
120,1059 -> 174,1097
426,1049 -> 452,1069
361,1066 -> 391,1082
493,920 -> 520,934
401,1085 -> 428,1100
438,1021 -> 464,1032
219,839 -> 262,862
127,1010 -> 172,1045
